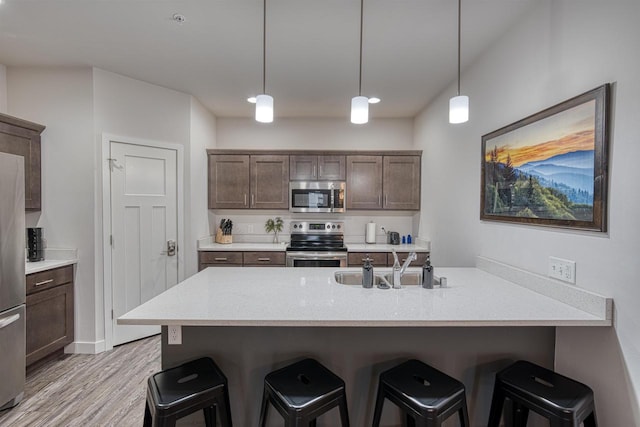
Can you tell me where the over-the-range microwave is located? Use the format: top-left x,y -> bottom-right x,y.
290,181 -> 346,213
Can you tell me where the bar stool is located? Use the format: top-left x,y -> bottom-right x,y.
144,357 -> 232,427
258,358 -> 350,426
487,360 -> 597,427
372,359 -> 470,427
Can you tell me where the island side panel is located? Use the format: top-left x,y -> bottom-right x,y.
161,326 -> 554,427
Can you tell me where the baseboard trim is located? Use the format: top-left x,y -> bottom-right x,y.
65,340 -> 106,355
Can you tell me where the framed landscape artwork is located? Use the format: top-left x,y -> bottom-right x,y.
481,84 -> 610,231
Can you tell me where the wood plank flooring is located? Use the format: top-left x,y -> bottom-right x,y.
0,335 -> 160,427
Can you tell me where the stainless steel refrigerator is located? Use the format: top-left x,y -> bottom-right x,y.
0,152 -> 26,411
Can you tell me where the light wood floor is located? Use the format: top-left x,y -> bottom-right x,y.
0,335 -> 160,427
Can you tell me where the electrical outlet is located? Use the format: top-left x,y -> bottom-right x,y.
168,325 -> 182,345
548,257 -> 576,284
248,224 -> 254,234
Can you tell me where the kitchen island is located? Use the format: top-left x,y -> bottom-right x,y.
119,257 -> 611,426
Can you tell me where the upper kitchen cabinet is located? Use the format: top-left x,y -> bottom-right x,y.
290,155 -> 346,181
346,154 -> 421,211
383,155 -> 421,210
208,154 -> 250,209
346,155 -> 383,209
208,152 -> 289,210
0,113 -> 46,211
250,155 -> 289,209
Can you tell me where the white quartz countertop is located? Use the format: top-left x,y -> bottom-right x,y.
197,242 -> 429,252
119,265 -> 611,327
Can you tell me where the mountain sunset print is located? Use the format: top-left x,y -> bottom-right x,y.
483,100 -> 597,222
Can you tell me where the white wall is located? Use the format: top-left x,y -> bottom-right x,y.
0,64 -> 7,113
7,67 -> 96,348
217,117 -> 413,150
93,68 -> 192,345
188,97 -> 217,276
414,0 -> 640,424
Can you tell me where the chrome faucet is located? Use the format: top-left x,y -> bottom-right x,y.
390,249 -> 417,289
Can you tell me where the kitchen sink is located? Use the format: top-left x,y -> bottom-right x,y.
334,271 -> 423,287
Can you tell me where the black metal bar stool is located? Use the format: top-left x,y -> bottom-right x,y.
372,359 -> 470,427
258,358 -> 350,427
487,360 -> 597,427
143,357 -> 232,427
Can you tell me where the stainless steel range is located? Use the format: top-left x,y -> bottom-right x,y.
286,221 -> 348,267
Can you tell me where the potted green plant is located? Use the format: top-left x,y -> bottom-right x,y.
265,217 -> 284,243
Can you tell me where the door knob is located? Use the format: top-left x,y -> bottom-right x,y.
162,240 -> 177,256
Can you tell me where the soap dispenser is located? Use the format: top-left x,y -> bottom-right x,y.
362,255 -> 374,288
421,255 -> 434,289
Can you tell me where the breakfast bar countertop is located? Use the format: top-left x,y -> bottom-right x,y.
119,258 -> 612,328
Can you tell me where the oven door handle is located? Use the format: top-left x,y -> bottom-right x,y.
286,252 -> 347,259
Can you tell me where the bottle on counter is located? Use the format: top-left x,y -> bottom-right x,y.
362,254 -> 374,288
421,255 -> 434,289
407,234 -> 412,244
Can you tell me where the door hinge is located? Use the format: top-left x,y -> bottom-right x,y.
111,309 -> 114,320
110,235 -> 114,246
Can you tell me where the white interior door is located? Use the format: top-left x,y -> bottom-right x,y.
110,141 -> 178,346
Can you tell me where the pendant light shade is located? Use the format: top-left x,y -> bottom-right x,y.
449,95 -> 469,124
256,94 -> 273,123
449,0 -> 468,124
351,96 -> 369,124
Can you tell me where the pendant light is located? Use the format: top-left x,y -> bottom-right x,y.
255,0 -> 273,123
351,0 -> 368,124
449,0 -> 469,124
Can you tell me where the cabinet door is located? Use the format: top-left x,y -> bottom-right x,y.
243,251 -> 286,266
290,155 -> 318,180
26,283 -> 74,366
208,154 -> 250,209
0,114 -> 45,211
383,156 -> 421,210
318,155 -> 346,180
251,155 -> 289,209
348,252 -> 387,267
346,155 -> 383,209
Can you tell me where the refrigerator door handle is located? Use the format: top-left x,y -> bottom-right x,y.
0,313 -> 20,329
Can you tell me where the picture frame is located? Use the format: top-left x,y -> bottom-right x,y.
480,84 -> 610,231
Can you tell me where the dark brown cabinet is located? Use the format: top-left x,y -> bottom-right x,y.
26,265 -> 74,367
346,155 -> 421,211
250,155 -> 289,209
0,113 -> 46,211
346,155 -> 383,209
347,251 -> 429,267
208,154 -> 289,210
290,155 -> 345,181
383,156 -> 421,210
198,251 -> 285,271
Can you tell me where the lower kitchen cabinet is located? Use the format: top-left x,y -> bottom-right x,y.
348,251 -> 429,267
242,251 -> 285,267
198,251 -> 243,270
26,265 -> 74,367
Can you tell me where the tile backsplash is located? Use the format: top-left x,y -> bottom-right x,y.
207,211 -> 420,244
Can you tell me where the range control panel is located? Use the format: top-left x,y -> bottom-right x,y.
290,221 -> 344,234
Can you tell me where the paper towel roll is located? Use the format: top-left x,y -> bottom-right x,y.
365,222 -> 376,243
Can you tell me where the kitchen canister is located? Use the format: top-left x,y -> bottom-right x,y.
365,221 -> 376,243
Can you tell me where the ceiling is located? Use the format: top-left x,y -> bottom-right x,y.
0,0 -> 536,119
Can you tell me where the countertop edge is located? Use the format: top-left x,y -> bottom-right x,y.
26,259 -> 78,275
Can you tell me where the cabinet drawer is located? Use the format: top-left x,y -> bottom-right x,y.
243,251 -> 285,266
26,265 -> 73,295
348,252 -> 387,267
388,252 -> 429,267
198,251 -> 243,265
26,282 -> 74,366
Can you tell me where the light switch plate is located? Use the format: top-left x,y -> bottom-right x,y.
548,257 -> 576,284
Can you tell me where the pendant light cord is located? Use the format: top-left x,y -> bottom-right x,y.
358,0 -> 364,96
262,0 -> 267,94
456,0 -> 461,96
